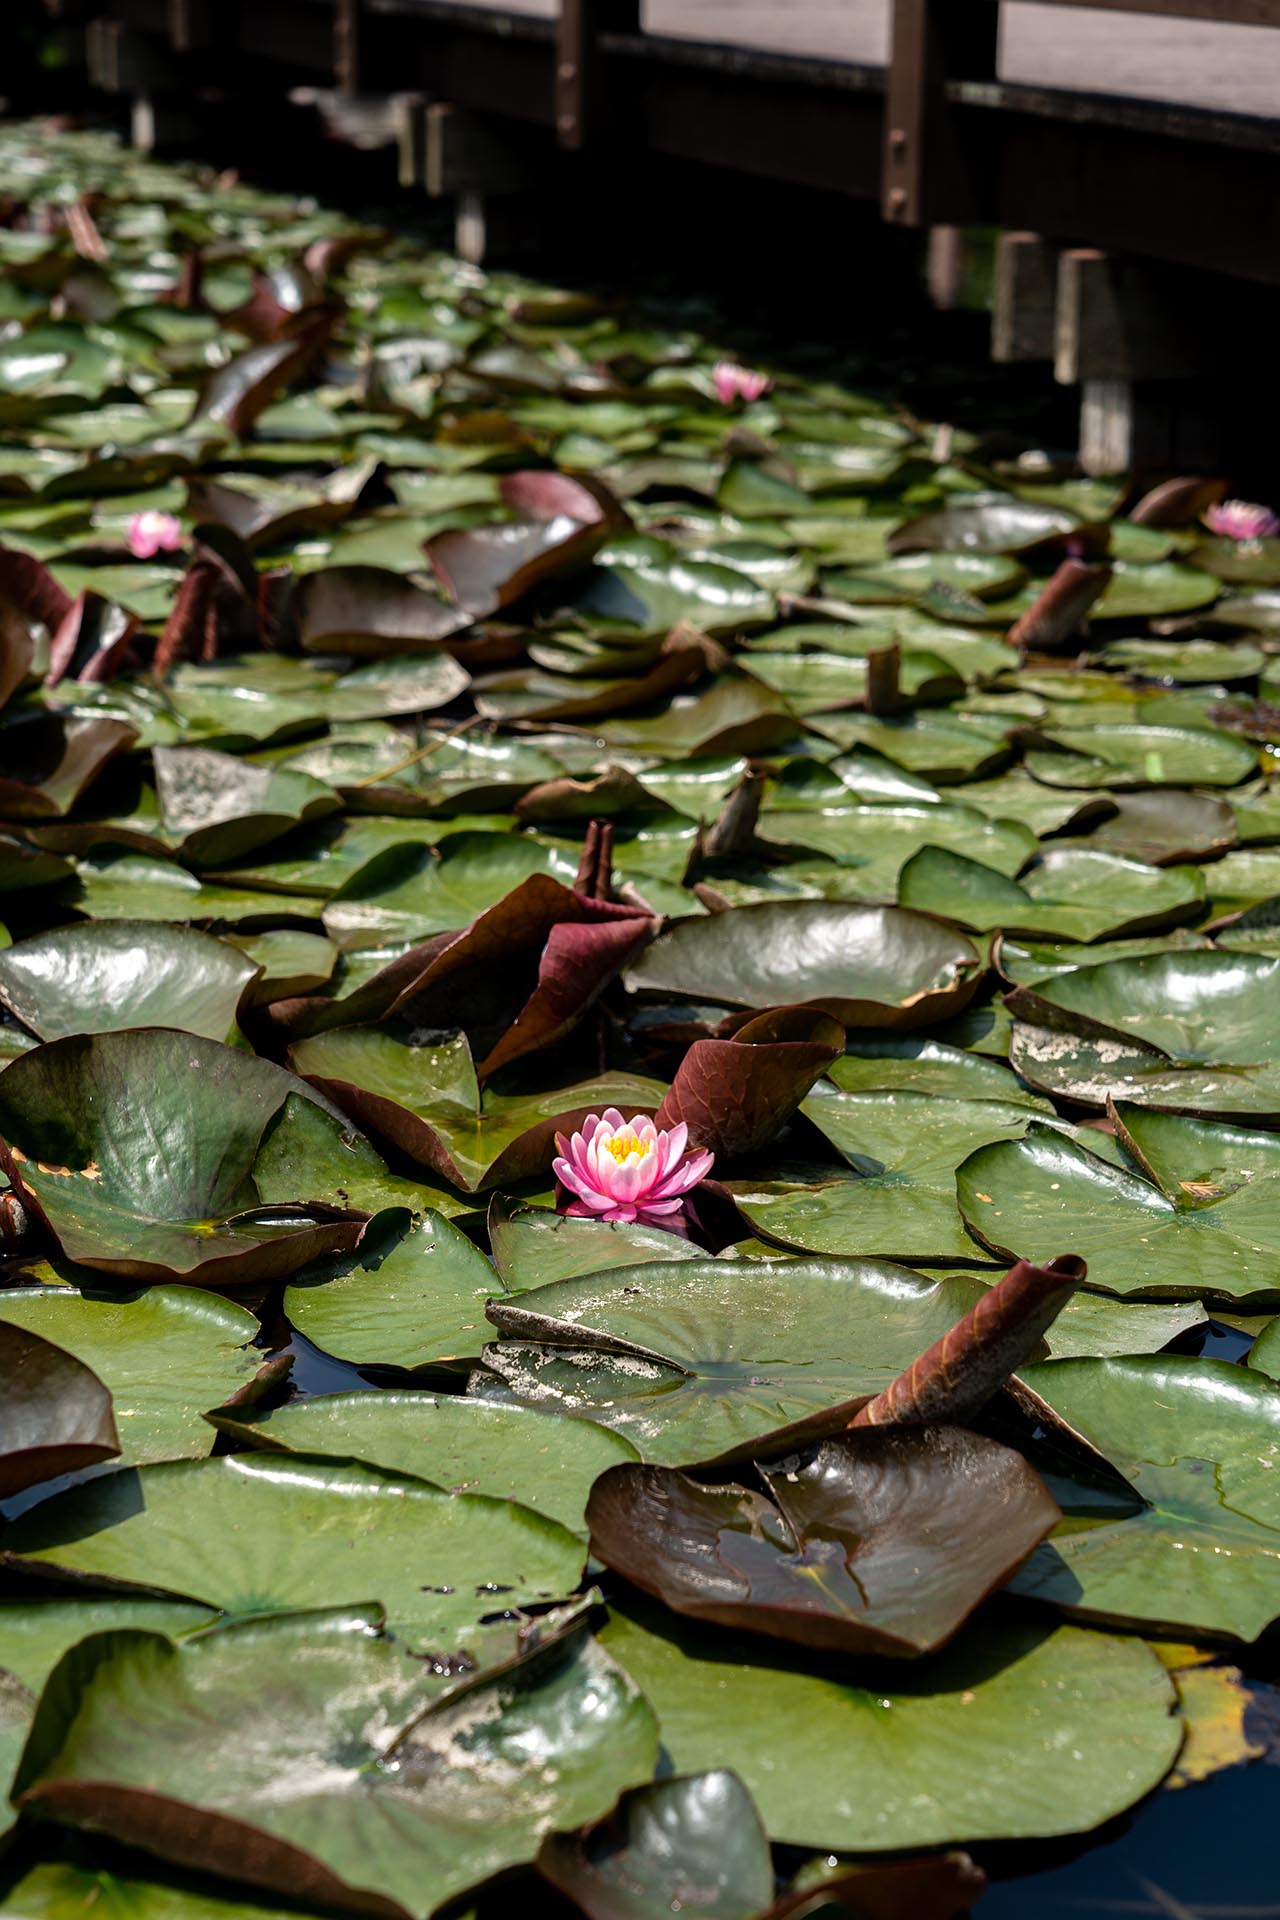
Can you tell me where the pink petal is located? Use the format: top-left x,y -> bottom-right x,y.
651,1148 -> 714,1200
553,1157 -> 617,1212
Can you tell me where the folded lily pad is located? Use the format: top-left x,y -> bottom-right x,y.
292,1026 -> 664,1191
586,1426 -> 1059,1657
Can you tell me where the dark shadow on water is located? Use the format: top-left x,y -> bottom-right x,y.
976,1746 -> 1280,1916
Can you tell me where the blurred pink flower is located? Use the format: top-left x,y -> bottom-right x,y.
553,1109 -> 713,1227
127,510 -> 183,559
1204,499 -> 1279,542
712,360 -> 772,406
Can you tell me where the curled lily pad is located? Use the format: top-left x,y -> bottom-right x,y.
538,1771 -> 773,1920
0,713 -> 137,820
586,1427 -> 1059,1657
655,1007 -> 843,1159
0,1320 -> 119,1499
0,1030 -> 366,1285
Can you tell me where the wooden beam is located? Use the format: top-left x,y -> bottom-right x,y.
86,19 -> 174,94
1055,247 -> 1214,384
992,232 -> 1056,362
417,103 -> 543,198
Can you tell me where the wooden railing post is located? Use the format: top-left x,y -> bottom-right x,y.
335,0 -> 362,93
556,0 -> 641,151
883,0 -> 998,228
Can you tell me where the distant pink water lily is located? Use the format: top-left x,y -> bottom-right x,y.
1204,499 -> 1279,543
553,1109 -> 713,1228
127,510 -> 183,559
712,360 -> 772,406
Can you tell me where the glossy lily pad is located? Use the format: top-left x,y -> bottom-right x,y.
0,1030 -> 365,1284
2,1451 -> 585,1655
1012,1355 -> 1280,1641
601,1599 -> 1180,1849
13,1611 -> 658,1919
626,903 -> 984,1028
480,1258 -> 989,1465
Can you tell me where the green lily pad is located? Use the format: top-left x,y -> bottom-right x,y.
284,1206 -> 510,1371
1012,1355 -> 1280,1641
479,1257 -> 988,1465
0,1287 -> 261,1468
211,1389 -> 639,1538
2,1452 -> 585,1655
1007,949 -> 1280,1117
0,1596 -> 216,1694
601,1599 -> 1179,1849
0,1029 -> 364,1285
1026,725 -> 1256,791
321,831 -> 577,951
626,902 -> 984,1028
0,920 -> 258,1042
728,1091 -> 1063,1263
13,1611 -> 658,1920
899,846 -> 1204,942
957,1107 -> 1280,1304
1093,561 -> 1220,619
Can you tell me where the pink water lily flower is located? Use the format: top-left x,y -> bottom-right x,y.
127,510 -> 183,559
1204,499 -> 1279,542
712,360 -> 772,406
554,1109 -> 714,1227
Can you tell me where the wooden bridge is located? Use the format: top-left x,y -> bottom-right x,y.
39,0 -> 1280,470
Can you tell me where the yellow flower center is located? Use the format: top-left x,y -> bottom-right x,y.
604,1130 -> 652,1164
